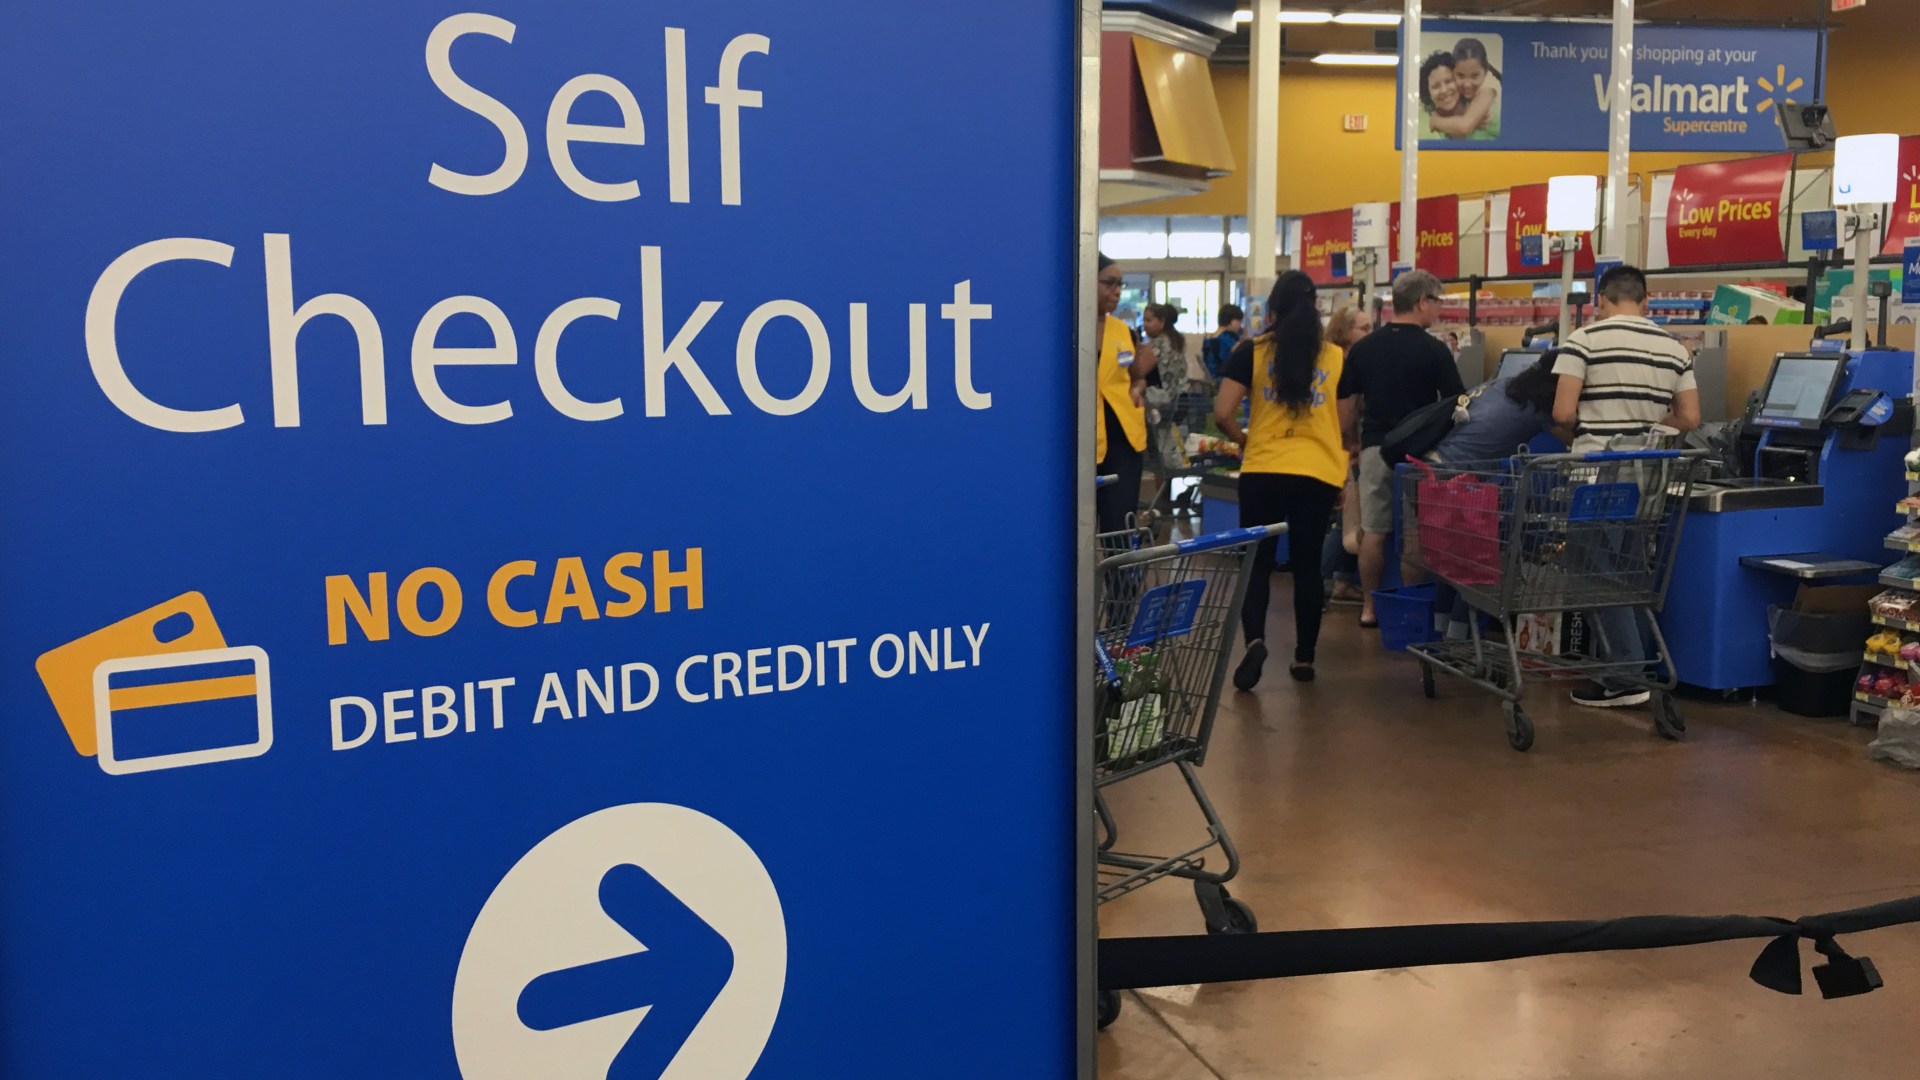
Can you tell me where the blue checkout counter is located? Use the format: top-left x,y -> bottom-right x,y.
1666,348 -> 1914,692
1198,473 -> 1288,563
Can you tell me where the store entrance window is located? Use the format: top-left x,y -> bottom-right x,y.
1151,277 -> 1219,338
1115,274 -> 1150,327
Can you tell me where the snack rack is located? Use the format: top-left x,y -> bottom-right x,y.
1856,451 -> 1920,723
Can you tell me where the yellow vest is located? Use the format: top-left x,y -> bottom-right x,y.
1096,315 -> 1147,463
1240,336 -> 1348,489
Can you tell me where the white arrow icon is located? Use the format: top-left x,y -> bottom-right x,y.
452,804 -> 786,1079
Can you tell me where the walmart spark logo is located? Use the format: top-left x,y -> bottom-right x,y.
1754,64 -> 1806,123
1594,58 -> 1812,139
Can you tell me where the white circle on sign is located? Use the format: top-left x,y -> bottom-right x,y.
452,803 -> 786,1080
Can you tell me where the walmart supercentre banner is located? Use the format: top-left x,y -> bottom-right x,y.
1399,19 -> 1825,152
0,4 -> 1078,1077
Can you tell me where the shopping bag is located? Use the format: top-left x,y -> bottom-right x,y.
1411,460 -> 1502,586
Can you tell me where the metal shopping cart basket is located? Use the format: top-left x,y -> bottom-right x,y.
1092,522 -> 1283,931
1143,388 -> 1237,532
1402,449 -> 1708,751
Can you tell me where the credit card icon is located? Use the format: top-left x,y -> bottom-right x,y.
92,647 -> 272,775
36,593 -> 274,777
36,592 -> 227,757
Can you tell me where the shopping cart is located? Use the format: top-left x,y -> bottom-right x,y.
1093,522 -> 1282,916
1093,521 -> 1282,1029
1142,389 -> 1237,532
1402,449 -> 1708,751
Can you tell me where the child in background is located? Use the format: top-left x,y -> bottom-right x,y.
1450,38 -> 1502,140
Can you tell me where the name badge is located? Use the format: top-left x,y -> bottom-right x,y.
1117,349 -> 1135,369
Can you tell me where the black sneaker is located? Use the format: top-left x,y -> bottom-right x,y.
1570,683 -> 1651,709
1233,640 -> 1268,691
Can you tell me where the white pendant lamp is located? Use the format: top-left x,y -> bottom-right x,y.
1834,133 -> 1899,206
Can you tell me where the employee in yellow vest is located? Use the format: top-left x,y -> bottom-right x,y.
1213,270 -> 1355,687
1095,255 -> 1155,535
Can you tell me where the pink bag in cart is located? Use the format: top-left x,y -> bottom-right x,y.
1409,459 -> 1502,586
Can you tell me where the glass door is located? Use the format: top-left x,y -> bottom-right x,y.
1150,277 -> 1220,338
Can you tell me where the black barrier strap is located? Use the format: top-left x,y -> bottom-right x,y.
1099,894 -> 1920,1000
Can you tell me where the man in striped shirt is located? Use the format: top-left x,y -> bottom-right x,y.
1551,265 -> 1701,452
1550,265 -> 1700,709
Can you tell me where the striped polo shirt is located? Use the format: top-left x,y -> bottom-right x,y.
1551,315 -> 1696,452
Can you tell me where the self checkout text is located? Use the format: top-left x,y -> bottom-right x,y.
81,12 -> 997,433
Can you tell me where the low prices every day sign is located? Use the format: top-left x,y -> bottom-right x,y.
1508,183 -> 1595,273
1666,153 -> 1791,265
1880,135 -> 1920,256
1389,196 -> 1461,280
1300,209 -> 1353,284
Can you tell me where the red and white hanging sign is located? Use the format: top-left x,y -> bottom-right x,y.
1389,195 -> 1462,281
1879,135 -> 1920,256
1665,154 -> 1791,266
1508,183 -> 1595,273
1299,209 -> 1353,285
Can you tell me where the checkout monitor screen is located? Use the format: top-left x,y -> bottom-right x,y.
1756,354 -> 1843,430
1496,349 -> 1544,381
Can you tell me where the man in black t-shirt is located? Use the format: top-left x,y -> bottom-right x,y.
1335,269 -> 1463,627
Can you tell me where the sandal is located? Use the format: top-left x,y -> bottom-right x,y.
1359,616 -> 1379,629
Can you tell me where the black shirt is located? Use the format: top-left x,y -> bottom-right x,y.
1216,337 -> 1256,387
1335,323 -> 1465,448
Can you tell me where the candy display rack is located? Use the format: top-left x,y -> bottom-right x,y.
1857,455 -> 1920,723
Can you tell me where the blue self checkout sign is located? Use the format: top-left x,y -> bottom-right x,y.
1904,240 -> 1920,306
0,4 -> 1079,1077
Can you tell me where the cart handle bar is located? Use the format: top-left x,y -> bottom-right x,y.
1529,448 -> 1709,464
1099,522 -> 1288,570
1095,474 -> 1117,487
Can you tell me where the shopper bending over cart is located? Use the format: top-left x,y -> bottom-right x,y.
1551,264 -> 1701,709
1214,270 -> 1355,687
1427,352 -> 1566,639
1095,256 -> 1157,534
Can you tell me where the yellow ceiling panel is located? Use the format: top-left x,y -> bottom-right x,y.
1131,35 -> 1236,174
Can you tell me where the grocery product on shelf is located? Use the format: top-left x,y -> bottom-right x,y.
1870,590 -> 1920,622
1883,556 -> 1920,585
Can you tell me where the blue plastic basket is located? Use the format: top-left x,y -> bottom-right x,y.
1372,584 -> 1438,652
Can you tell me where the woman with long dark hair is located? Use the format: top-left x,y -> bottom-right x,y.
1450,38 -> 1503,135
1141,303 -> 1186,378
1214,271 -> 1354,686
1426,352 -> 1566,640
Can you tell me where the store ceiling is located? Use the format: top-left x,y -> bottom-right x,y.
1206,0 -> 1844,63
1269,0 -> 1831,19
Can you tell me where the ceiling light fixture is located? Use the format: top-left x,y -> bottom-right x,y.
1235,8 -> 1336,22
1312,52 -> 1401,66
1332,12 -> 1403,25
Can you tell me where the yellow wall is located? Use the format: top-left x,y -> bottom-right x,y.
1138,6 -> 1910,218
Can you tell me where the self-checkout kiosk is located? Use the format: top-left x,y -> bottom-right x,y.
1666,347 -> 1914,691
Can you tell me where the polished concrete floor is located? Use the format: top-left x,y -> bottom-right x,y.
1096,587 -> 1920,1079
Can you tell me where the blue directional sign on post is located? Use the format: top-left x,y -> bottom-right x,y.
0,4 -> 1079,1077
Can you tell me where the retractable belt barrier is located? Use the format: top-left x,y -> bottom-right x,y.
1100,893 -> 1920,1000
